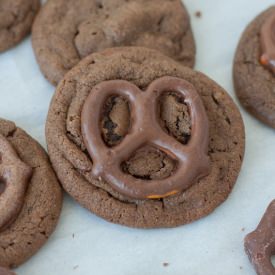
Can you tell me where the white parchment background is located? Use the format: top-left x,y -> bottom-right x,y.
0,1 -> 275,274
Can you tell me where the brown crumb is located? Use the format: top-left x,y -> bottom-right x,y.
195,11 -> 202,18
240,266 -> 243,270
163,262 -> 169,267
241,227 -> 245,232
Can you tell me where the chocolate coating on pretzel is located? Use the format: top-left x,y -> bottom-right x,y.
81,76 -> 210,200
260,11 -> 275,74
0,267 -> 15,275
244,200 -> 275,275
0,134 -> 32,231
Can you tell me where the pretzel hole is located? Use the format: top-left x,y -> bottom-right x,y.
271,255 -> 275,267
158,92 -> 191,145
121,145 -> 177,180
101,95 -> 130,147
0,177 -> 6,195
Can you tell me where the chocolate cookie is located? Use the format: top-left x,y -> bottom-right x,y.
0,119 -> 62,268
0,0 -> 40,52
32,0 -> 195,86
234,6 -> 275,128
244,200 -> 275,275
46,47 -> 245,228
0,267 -> 15,275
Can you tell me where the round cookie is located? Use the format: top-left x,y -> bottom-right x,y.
234,6 -> 275,128
32,0 -> 196,86
0,0 -> 40,52
46,47 -> 245,228
0,119 -> 62,268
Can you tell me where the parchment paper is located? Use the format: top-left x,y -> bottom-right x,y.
0,1 -> 274,274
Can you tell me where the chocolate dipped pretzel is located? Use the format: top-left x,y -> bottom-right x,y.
245,200 -> 275,275
81,76 -> 210,200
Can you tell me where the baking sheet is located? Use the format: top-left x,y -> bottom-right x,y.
1,0 -> 275,274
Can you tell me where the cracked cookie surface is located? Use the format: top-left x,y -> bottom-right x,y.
234,6 -> 275,128
32,0 -> 195,85
0,119 -> 62,268
0,0 -> 40,52
46,47 -> 245,228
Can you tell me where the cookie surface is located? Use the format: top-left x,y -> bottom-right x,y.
0,119 -> 62,268
0,0 -> 40,52
46,47 -> 245,228
234,6 -> 275,128
32,0 -> 195,85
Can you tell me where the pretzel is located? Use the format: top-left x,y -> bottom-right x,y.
0,134 -> 32,231
81,76 -> 210,200
245,200 -> 275,275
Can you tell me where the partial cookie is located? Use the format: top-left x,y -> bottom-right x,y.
46,47 -> 245,228
244,200 -> 275,275
0,0 -> 40,52
32,0 -> 195,85
0,119 -> 62,268
0,267 -> 15,275
234,6 -> 275,128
